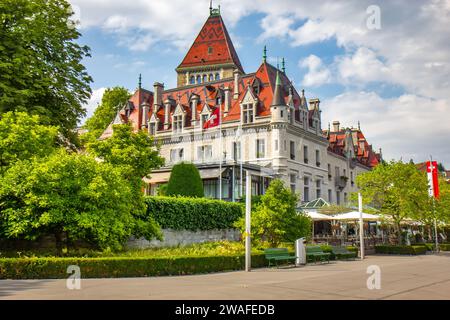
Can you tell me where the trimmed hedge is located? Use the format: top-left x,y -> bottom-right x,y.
415,243 -> 450,251
145,196 -> 243,231
166,163 -> 204,197
0,254 -> 268,279
306,245 -> 357,261
375,245 -> 427,255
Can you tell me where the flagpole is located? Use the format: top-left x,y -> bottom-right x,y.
430,155 -> 439,253
219,99 -> 222,201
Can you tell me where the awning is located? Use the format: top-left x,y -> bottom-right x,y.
302,211 -> 335,221
331,211 -> 380,221
143,168 -> 226,184
143,171 -> 171,184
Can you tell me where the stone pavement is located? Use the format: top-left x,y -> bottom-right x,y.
1,254 -> 449,300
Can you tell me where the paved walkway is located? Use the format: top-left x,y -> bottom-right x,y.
1,254 -> 450,300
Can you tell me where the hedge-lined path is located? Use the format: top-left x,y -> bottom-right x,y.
1,254 -> 450,300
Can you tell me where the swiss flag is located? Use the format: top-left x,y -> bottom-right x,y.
203,107 -> 220,129
426,161 -> 440,199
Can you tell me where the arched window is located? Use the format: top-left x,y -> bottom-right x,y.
202,74 -> 207,83
190,76 -> 195,84
215,73 -> 220,81
196,75 -> 201,84
209,74 -> 213,82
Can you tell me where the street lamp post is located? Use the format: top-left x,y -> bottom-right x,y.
358,193 -> 365,260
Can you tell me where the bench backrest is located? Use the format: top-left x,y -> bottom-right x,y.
264,248 -> 290,257
306,246 -> 324,253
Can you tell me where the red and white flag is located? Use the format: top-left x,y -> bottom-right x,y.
426,160 -> 440,199
203,107 -> 220,129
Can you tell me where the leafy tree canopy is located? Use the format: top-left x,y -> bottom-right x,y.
0,111 -> 59,174
0,0 -> 92,142
0,149 -> 162,253
166,162 -> 204,197
236,179 -> 311,246
82,87 -> 130,143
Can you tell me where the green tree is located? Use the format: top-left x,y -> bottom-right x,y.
0,149 -> 162,254
166,162 -> 204,197
0,0 -> 92,142
236,179 -> 311,246
356,161 -> 429,244
0,111 -> 59,174
82,87 -> 131,143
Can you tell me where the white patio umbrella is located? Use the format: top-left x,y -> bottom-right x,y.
332,211 -> 380,221
301,210 -> 334,242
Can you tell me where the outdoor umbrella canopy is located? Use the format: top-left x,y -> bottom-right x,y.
331,211 -> 380,221
303,211 -> 335,221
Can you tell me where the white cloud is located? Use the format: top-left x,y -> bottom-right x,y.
300,55 -> 331,87
81,87 -> 106,124
322,91 -> 450,165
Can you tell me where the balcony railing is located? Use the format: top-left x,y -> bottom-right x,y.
335,175 -> 348,189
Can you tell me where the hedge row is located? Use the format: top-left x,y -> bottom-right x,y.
375,245 -> 427,255
145,196 -> 243,231
0,254 -> 268,280
315,245 -> 358,260
415,243 -> 450,251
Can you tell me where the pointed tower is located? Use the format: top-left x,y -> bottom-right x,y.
175,5 -> 244,87
270,70 -> 288,123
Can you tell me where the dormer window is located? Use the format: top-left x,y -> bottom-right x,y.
149,122 -> 157,135
173,115 -> 183,133
208,47 -> 213,55
242,103 -> 255,124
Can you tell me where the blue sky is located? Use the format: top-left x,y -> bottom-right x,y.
71,0 -> 450,167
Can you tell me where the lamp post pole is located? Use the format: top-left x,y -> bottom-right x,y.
358,192 -> 365,260
245,170 -> 252,272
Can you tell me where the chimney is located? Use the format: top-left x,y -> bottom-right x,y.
191,94 -> 199,126
164,99 -> 172,130
141,102 -> 150,128
233,69 -> 240,100
153,82 -> 163,113
332,120 -> 340,132
308,98 -> 320,111
224,86 -> 231,114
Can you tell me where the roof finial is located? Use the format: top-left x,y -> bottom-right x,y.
263,45 -> 267,63
209,0 -> 213,14
138,73 -> 142,89
276,57 -> 280,70
301,89 -> 305,97
282,58 -> 285,73
358,120 -> 361,131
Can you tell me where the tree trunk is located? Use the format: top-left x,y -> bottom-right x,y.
55,231 -> 64,256
396,222 -> 402,245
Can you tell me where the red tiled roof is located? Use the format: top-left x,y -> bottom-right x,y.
177,14 -> 244,72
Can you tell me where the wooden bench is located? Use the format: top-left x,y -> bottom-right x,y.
306,246 -> 331,264
331,246 -> 357,260
264,248 -> 297,267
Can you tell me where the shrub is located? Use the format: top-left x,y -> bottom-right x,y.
145,196 -> 243,231
166,162 -> 204,197
0,254 -> 268,279
375,245 -> 427,255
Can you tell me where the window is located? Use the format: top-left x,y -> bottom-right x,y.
209,74 -> 213,82
233,142 -> 241,161
242,103 -> 254,124
149,122 -> 156,135
208,47 -> 213,55
274,139 -> 279,151
335,166 -> 340,177
196,75 -> 201,84
303,145 -> 309,164
336,191 -> 341,205
290,141 -> 295,160
215,73 -> 220,81
290,174 -> 297,193
284,140 -> 287,151
280,110 -> 284,118
170,148 -> 184,163
344,192 -> 348,204
328,189 -> 332,202
202,74 -> 207,83
303,177 -> 310,202
204,179 -> 230,199
189,76 -> 195,84
343,169 -> 347,177
316,180 -> 321,199
351,171 -> 354,186
173,115 -> 183,132
197,145 -> 212,162
328,164 -> 332,180
256,139 -> 265,158
201,113 -> 209,127
316,150 -> 320,167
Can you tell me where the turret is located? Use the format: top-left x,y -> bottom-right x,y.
270,70 -> 288,123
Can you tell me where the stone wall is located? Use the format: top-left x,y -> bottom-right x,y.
127,228 -> 241,248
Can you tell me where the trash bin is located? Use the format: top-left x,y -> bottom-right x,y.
295,237 -> 306,265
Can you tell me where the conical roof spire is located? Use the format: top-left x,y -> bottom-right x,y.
271,70 -> 284,106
